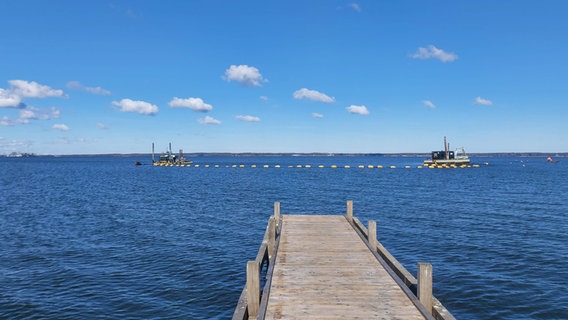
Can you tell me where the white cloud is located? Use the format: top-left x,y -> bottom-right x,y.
112,98 -> 158,115
199,116 -> 221,125
19,109 -> 36,121
293,88 -> 335,103
52,124 -> 70,131
410,45 -> 458,62
1,80 -> 66,108
223,64 -> 267,87
422,100 -> 436,109
348,3 -> 361,12
1,116 -> 15,126
67,81 -> 111,96
236,115 -> 260,122
8,80 -> 66,98
312,113 -> 324,118
260,96 -> 269,101
97,123 -> 108,129
168,97 -> 213,112
0,138 -> 32,151
475,96 -> 493,106
0,106 -> 60,126
347,105 -> 369,115
0,88 -> 22,108
20,107 -> 61,122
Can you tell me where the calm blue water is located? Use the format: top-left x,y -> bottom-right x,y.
1,156 -> 567,319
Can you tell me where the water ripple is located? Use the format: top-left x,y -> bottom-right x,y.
1,156 -> 567,319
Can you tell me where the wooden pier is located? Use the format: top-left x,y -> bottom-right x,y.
233,201 -> 455,320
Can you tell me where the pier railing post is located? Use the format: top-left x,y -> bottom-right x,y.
346,200 -> 353,222
268,216 -> 275,259
246,260 -> 260,318
418,262 -> 433,315
274,201 -> 280,230
368,220 -> 377,250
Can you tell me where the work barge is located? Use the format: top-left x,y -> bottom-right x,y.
151,143 -> 192,166
233,201 -> 455,320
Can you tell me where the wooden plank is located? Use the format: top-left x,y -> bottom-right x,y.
247,261 -> 260,318
418,262 -> 433,315
264,215 -> 428,319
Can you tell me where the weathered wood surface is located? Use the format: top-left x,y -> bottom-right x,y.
264,215 -> 427,319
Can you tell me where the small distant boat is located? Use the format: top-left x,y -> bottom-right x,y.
424,137 -> 470,166
152,143 -> 193,166
547,157 -> 559,163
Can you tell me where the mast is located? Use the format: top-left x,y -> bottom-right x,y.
152,143 -> 155,163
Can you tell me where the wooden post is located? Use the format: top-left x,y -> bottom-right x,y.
246,261 -> 260,318
274,201 -> 280,229
346,200 -> 353,222
268,216 -> 275,259
418,262 -> 433,314
368,220 -> 376,250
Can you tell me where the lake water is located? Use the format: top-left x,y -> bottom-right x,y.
1,155 -> 567,319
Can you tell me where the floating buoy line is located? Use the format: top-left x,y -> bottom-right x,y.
151,162 -> 488,168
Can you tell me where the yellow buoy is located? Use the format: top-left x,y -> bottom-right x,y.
405,165 -> 411,169
367,165 -> 374,169
275,165 -> 281,168
263,164 -> 269,168
390,166 -> 396,169
318,165 -> 325,168
331,165 -> 337,168
305,165 -> 311,168
377,165 -> 383,169
251,164 -> 257,168
344,165 -> 351,169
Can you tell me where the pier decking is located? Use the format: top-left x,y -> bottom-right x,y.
233,201 -> 455,320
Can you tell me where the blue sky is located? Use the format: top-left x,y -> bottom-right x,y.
1,1 -> 567,155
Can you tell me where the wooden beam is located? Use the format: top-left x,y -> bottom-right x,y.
368,220 -> 377,250
274,201 -> 280,230
268,216 -> 275,259
418,262 -> 433,315
346,200 -> 353,222
246,261 -> 260,318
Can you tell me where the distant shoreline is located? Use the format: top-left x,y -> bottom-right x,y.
3,152 -> 567,158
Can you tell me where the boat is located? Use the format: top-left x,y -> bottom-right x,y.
152,143 -> 193,166
547,156 -> 559,163
423,137 -> 470,166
